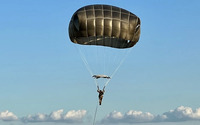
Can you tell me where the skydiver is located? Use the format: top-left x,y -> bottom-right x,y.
97,86 -> 105,105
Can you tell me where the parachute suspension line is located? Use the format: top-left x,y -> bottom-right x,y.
92,101 -> 99,125
77,46 -> 99,125
78,46 -> 100,87
77,46 -> 93,76
103,47 -> 106,84
93,78 -> 99,88
104,47 -> 133,87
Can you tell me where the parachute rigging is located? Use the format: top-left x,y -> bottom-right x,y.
69,4 -> 141,125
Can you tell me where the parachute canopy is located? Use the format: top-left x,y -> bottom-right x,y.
69,4 -> 141,49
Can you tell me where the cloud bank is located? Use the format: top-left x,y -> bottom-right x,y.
21,109 -> 87,123
101,106 -> 200,123
0,110 -> 18,121
163,106 -> 200,122
1,106 -> 200,124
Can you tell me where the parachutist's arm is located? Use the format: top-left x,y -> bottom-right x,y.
97,86 -> 99,91
103,86 -> 105,92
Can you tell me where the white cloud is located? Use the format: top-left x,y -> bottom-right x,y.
101,111 -> 123,123
1,106 -> 200,124
49,109 -> 64,121
101,106 -> 200,123
0,110 -> 18,121
163,106 -> 200,121
101,110 -> 154,123
124,110 -> 154,122
21,109 -> 87,123
21,113 -> 48,122
64,110 -> 87,120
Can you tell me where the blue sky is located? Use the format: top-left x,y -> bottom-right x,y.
0,0 -> 200,125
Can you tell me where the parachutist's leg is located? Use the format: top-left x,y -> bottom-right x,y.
99,99 -> 101,105
99,96 -> 103,105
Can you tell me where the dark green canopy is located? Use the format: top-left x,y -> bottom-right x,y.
69,4 -> 141,49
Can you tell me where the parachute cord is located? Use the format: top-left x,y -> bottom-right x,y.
104,48 -> 133,87
77,46 -> 93,76
93,100 -> 99,125
77,46 -> 100,87
94,78 -> 99,88
76,46 -> 101,88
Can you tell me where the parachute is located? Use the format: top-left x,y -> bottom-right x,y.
69,4 -> 141,49
69,4 -> 141,84
69,4 -> 141,125
69,4 -> 141,88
